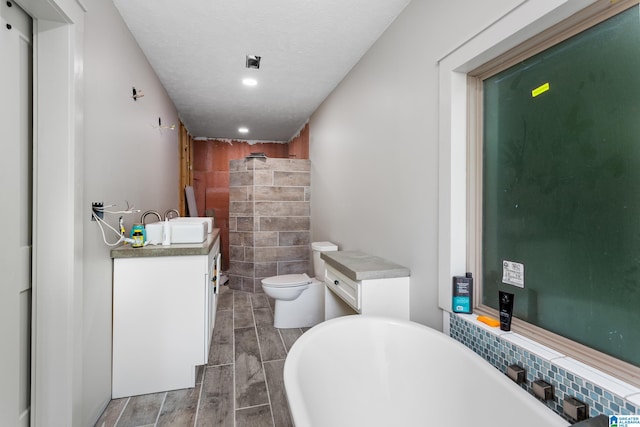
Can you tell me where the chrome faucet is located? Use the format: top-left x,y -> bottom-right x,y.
164,209 -> 180,220
140,210 -> 162,225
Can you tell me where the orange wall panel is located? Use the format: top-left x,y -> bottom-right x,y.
192,142 -> 209,172
288,123 -> 310,159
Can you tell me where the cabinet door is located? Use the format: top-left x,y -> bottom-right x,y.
204,241 -> 221,362
209,252 -> 221,333
360,277 -> 410,319
112,255 -> 206,398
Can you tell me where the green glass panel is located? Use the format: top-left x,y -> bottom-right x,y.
482,6 -> 640,366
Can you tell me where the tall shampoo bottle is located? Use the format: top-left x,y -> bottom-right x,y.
452,273 -> 473,314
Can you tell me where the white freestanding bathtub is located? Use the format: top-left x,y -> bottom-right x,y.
284,315 -> 569,427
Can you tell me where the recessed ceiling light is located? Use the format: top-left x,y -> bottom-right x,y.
238,127 -> 249,134
242,78 -> 257,86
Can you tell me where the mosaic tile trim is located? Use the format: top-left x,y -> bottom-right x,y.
448,313 -> 639,419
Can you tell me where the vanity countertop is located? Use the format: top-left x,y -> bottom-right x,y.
111,229 -> 220,259
320,250 -> 410,281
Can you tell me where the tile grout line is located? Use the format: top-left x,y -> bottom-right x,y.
193,367 -> 205,427
251,294 -> 276,426
207,361 -> 234,368
233,290 -> 237,427
271,301 -> 290,357
238,403 -> 273,411
112,397 -> 130,427
252,160 -> 257,294
266,290 -> 301,427
153,392 -> 168,427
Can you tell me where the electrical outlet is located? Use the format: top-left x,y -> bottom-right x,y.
91,202 -> 104,221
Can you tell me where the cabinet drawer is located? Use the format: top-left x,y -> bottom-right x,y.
325,266 -> 360,311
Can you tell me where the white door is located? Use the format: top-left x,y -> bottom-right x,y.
0,2 -> 32,426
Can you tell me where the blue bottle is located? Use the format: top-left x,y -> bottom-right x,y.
452,272 -> 473,314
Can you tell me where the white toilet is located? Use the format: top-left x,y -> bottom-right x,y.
261,241 -> 338,328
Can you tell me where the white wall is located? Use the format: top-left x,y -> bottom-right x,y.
309,0 -> 523,329
82,0 -> 179,424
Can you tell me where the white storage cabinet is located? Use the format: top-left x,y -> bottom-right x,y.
324,264 -> 410,320
112,237 -> 219,398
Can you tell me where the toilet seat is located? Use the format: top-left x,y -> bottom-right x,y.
262,273 -> 312,288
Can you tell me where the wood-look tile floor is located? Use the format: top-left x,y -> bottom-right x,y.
95,286 -> 305,427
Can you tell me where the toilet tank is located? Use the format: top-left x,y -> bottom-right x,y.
312,241 -> 338,280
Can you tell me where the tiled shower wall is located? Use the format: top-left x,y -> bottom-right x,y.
448,313 -> 640,420
228,158 -> 311,293
191,123 -> 309,270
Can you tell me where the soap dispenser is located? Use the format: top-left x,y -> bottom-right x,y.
162,219 -> 171,246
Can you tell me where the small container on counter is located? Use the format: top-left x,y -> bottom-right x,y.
130,223 -> 146,248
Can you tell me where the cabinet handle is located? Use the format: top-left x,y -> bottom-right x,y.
334,280 -> 339,286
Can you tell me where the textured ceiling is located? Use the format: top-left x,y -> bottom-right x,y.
112,0 -> 411,142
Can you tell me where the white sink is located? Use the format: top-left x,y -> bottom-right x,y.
144,221 -> 207,244
169,221 -> 207,244
170,217 -> 214,233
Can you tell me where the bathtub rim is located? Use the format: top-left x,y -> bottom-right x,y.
283,314 -> 569,427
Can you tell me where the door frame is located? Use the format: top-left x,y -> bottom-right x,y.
15,0 -> 86,425
178,121 -> 193,216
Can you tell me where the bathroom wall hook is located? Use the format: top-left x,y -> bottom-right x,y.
153,117 -> 176,134
132,86 -> 144,101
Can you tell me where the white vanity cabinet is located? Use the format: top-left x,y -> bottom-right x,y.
111,232 -> 220,398
322,251 -> 410,320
